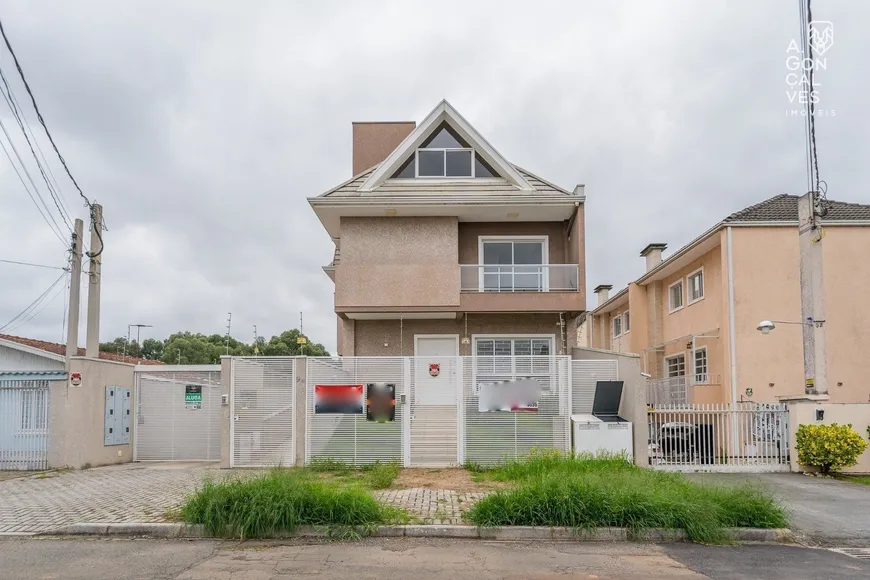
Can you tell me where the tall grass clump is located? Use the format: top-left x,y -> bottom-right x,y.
465,451 -> 787,543
362,460 -> 401,489
180,469 -> 403,539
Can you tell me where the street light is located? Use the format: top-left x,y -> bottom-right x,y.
757,321 -> 775,335
127,324 -> 153,359
756,319 -> 825,335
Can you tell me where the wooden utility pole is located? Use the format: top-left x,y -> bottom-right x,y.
85,203 -> 103,358
65,219 -> 84,362
798,192 -> 827,395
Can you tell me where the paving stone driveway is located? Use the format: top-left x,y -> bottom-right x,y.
376,488 -> 487,524
0,462 -> 223,534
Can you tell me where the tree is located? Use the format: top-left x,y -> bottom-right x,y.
140,338 -> 164,360
261,329 -> 329,357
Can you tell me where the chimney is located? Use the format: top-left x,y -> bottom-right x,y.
640,243 -> 667,272
352,121 -> 416,175
593,284 -> 613,307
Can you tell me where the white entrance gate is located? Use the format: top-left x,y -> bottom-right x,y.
230,357 -> 295,467
410,337 -> 461,466
134,366 -> 222,461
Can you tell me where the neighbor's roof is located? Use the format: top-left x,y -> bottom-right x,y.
0,334 -> 164,365
724,194 -> 870,223
316,164 -> 572,199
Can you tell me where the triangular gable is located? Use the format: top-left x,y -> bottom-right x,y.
359,100 -> 534,192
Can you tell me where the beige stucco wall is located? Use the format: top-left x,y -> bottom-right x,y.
336,217 -> 460,309
457,222 -> 568,265
353,313 -> 575,356
788,402 -> 870,474
352,121 -> 415,175
732,226 -> 870,404
48,357 -> 135,469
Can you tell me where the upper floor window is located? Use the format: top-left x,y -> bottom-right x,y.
480,237 -> 547,292
623,311 -> 630,333
613,315 -> 622,337
688,268 -> 704,303
391,123 -> 498,179
668,279 -> 684,312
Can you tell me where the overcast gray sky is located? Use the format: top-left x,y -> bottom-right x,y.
0,0 -> 866,354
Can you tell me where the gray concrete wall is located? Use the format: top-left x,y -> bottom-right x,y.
48,357 -> 135,469
572,347 -> 649,467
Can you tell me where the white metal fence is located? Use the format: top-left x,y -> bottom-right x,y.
306,357 -> 405,466
231,357 -> 295,467
0,379 -> 54,470
570,359 -> 619,414
647,376 -> 688,406
647,403 -> 790,472
134,366 -> 222,461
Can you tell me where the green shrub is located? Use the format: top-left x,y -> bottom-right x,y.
796,423 -> 868,474
180,469 -> 404,539
464,454 -> 787,543
474,448 -> 633,482
362,460 -> 401,489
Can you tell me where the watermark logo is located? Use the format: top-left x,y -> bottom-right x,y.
785,21 -> 835,117
808,21 -> 834,55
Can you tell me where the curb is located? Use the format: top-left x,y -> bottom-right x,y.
53,523 -> 795,543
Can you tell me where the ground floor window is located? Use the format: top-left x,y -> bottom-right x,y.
666,354 -> 686,378
693,348 -> 708,384
20,388 -> 47,432
474,336 -> 554,386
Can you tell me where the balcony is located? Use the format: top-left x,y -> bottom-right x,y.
459,264 -> 579,293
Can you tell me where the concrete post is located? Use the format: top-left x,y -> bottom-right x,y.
798,193 -> 828,395
66,219 -> 84,362
220,356 -> 232,468
294,356 -> 307,466
86,203 -> 103,358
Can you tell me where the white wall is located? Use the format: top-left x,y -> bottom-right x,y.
0,344 -> 64,372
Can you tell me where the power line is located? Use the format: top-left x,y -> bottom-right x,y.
0,18 -> 91,208
0,271 -> 66,332
4,273 -> 67,334
0,258 -> 66,270
0,121 -> 68,245
0,66 -> 72,230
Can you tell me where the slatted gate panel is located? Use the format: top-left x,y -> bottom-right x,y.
135,367 -> 221,461
462,356 -> 571,466
570,360 -> 619,414
306,357 -> 404,466
0,379 -> 52,470
409,356 -> 460,467
648,403 -> 790,472
231,358 -> 295,467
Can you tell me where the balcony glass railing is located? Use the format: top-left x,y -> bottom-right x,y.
459,264 -> 580,292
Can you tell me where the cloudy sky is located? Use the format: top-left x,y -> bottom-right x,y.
0,0 -> 866,354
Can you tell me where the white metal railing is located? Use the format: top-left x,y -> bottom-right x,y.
647,376 -> 688,406
460,264 -> 579,292
647,403 -> 789,472
134,366 -> 221,461
0,379 -> 54,470
231,357 -> 295,467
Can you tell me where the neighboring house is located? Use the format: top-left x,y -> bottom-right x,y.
308,100 -> 586,363
0,334 -> 163,371
584,194 -> 870,405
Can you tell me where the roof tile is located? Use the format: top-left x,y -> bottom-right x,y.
0,334 -> 164,365
725,194 -> 870,222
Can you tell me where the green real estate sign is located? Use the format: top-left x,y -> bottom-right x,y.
185,385 -> 202,410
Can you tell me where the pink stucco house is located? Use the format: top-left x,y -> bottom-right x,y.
308,100 -> 586,361
583,194 -> 870,405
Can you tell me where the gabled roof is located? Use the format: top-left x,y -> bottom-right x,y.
724,193 -> 870,223
359,100 -> 533,192
0,334 -> 164,365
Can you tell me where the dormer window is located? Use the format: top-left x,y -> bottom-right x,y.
391,122 -> 497,179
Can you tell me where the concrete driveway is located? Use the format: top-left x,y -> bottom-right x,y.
687,472 -> 870,546
0,461 -> 221,534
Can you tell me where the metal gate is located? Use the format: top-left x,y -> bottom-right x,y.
306,357 -> 404,466
231,357 -> 295,467
648,403 -> 790,472
0,377 -> 54,470
408,356 -> 461,467
134,366 -> 221,461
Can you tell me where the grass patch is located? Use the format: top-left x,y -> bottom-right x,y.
464,451 -> 787,543
363,461 -> 401,489
836,474 -> 870,486
180,468 -> 406,539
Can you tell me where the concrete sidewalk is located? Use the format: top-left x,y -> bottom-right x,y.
687,472 -> 870,546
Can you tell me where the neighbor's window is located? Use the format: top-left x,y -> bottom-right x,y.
623,311 -> 630,333
694,348 -> 708,384
688,269 -> 704,303
667,354 -> 686,378
669,280 -> 684,312
390,123 -> 498,179
613,315 -> 622,337
20,388 -> 47,431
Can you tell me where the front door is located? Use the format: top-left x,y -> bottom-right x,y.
409,335 -> 460,466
